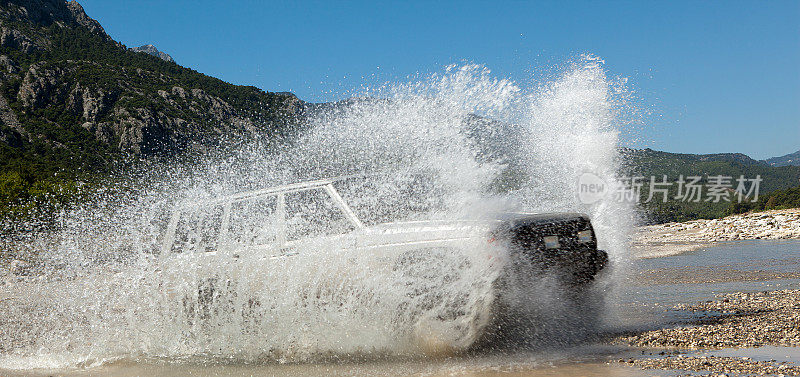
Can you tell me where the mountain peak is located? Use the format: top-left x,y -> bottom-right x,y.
131,44 -> 174,63
0,0 -> 303,167
0,0 -> 109,38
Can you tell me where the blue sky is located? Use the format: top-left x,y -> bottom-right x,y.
78,0 -> 799,159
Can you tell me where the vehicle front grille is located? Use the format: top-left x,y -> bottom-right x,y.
508,216 -> 596,254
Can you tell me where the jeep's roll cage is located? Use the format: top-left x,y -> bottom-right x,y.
161,179 -> 365,258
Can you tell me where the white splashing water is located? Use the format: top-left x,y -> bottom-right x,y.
0,57 -> 635,370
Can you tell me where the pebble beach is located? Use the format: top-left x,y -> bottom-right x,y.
634,208 -> 800,258
617,208 -> 800,376
615,290 -> 800,376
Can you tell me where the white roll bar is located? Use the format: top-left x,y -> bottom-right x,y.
161,178 -> 365,258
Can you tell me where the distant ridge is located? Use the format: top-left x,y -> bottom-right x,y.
618,147 -> 800,223
131,44 -> 174,63
620,148 -> 767,166
764,150 -> 800,167
622,148 -> 800,168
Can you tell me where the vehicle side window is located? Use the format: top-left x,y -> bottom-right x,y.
227,197 -> 279,246
171,205 -> 224,253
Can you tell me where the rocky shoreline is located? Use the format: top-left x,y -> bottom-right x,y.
615,290 -> 800,376
634,208 -> 800,258
623,355 -> 800,376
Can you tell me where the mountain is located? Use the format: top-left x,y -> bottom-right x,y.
620,148 -> 800,223
764,150 -> 800,167
130,44 -> 173,63
0,0 -> 304,176
620,148 -> 800,193
621,148 -> 766,167
0,0 -> 310,224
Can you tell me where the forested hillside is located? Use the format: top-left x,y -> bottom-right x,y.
0,0 -> 305,222
621,148 -> 800,223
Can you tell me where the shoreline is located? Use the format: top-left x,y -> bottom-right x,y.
633,208 -> 800,258
612,237 -> 800,376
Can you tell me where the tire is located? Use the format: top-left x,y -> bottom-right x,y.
474,261 -> 609,350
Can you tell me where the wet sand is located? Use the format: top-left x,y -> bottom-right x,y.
0,347 -> 665,377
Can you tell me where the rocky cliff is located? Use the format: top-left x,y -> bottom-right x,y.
0,0 -> 305,177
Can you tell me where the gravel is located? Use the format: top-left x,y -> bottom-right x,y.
619,290 -> 800,349
615,290 -> 800,376
621,355 -> 800,376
